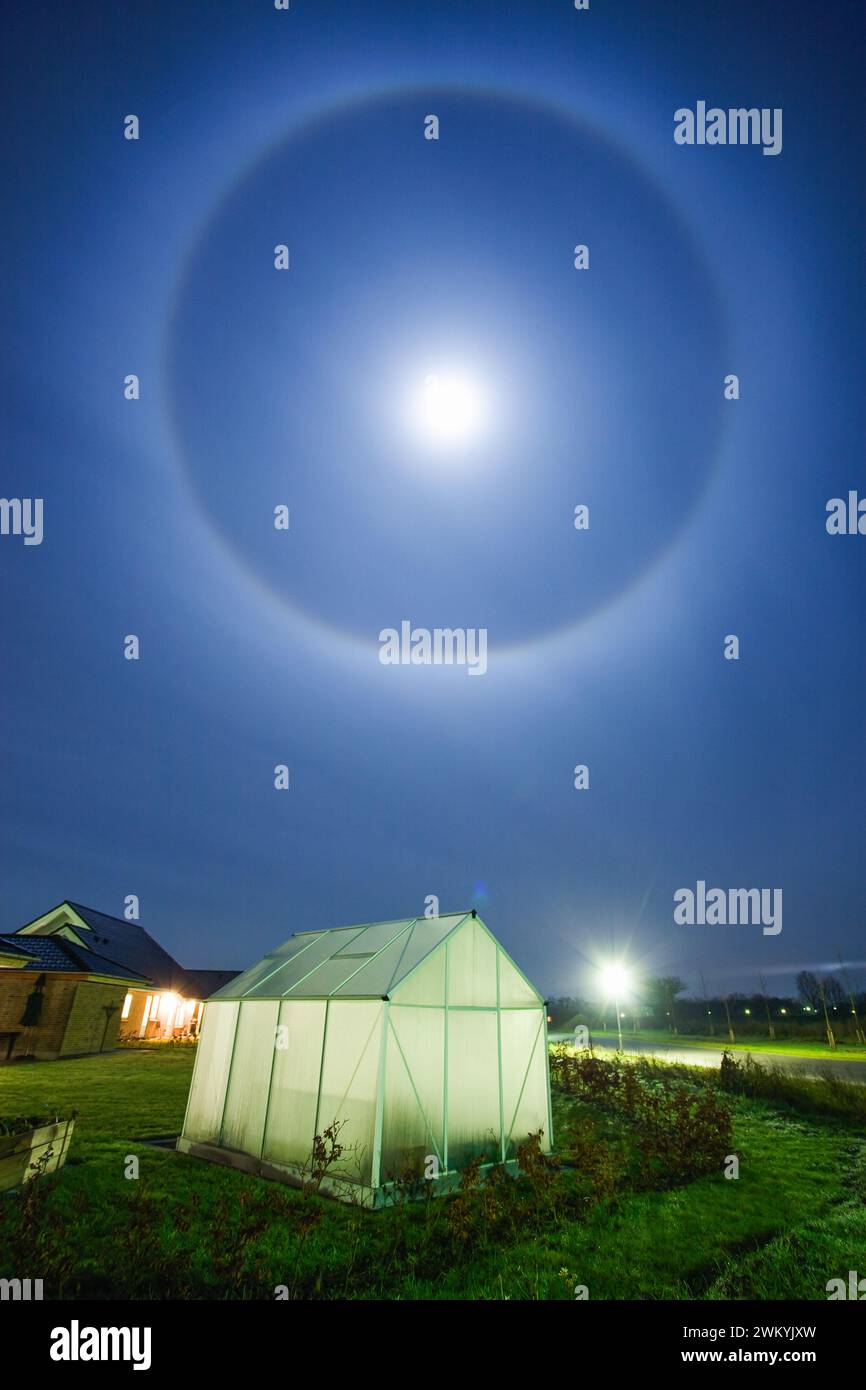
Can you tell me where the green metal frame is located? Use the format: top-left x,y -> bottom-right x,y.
311,998 -> 331,1142
443,939 -> 450,1172
496,951 -> 506,1162
543,1006 -> 554,1147
370,1003 -> 390,1188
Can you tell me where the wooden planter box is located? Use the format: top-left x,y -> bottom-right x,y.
0,1118 -> 75,1194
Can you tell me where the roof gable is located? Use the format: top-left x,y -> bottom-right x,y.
16,901 -> 186,990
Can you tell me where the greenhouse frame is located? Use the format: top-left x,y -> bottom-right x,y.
178,910 -> 553,1205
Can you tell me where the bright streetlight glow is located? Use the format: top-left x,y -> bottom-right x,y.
598,961 -> 632,1053
599,962 -> 632,999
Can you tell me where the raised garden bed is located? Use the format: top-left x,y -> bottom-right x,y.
0,1116 -> 75,1194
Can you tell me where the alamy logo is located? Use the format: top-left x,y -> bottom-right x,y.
826,491 -> 866,534
674,881 -> 782,936
0,497 -> 43,545
826,1271 -> 866,1300
674,102 -> 782,156
50,1320 -> 152,1371
0,1277 -> 43,1300
378,620 -> 488,676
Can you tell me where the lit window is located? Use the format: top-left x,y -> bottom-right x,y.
121,993 -> 133,1020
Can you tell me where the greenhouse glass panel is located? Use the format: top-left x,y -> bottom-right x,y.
331,936 -> 415,998
389,947 -> 445,1007
183,1001 -> 239,1143
220,1000 -> 279,1155
382,914 -> 467,987
447,918 -> 498,1007
332,919 -> 414,955
497,950 -> 542,1007
445,1009 -> 500,1168
241,954 -> 328,1000
514,1022 -> 551,1151
259,932 -> 361,995
500,1008 -> 550,1155
284,956 -> 373,998
271,926 -> 363,958
380,1005 -> 445,1180
315,1001 -> 383,1184
212,954 -> 287,1001
262,1000 -> 327,1168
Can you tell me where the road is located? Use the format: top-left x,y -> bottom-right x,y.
549,1032 -> 866,1084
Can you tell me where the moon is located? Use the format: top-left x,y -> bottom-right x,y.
410,370 -> 487,448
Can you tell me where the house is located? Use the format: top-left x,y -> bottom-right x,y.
0,901 -> 239,1062
178,910 -> 552,1205
0,933 -> 149,1063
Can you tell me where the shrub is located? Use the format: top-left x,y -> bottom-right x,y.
719,1049 -> 866,1122
550,1046 -> 733,1187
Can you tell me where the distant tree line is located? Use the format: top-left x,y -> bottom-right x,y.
547,970 -> 866,1046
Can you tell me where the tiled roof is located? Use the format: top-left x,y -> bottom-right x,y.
0,937 -> 39,961
64,903 -> 187,990
12,902 -> 240,996
0,933 -> 149,983
1,934 -> 74,970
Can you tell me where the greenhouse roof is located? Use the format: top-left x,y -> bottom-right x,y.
208,911 -> 498,1002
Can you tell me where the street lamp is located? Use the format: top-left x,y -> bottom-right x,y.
599,962 -> 632,1053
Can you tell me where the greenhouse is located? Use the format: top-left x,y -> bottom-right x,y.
178,910 -> 552,1205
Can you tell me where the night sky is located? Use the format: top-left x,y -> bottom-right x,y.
1,0 -> 864,999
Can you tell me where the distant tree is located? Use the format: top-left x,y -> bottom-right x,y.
796,971 -> 822,1011
645,976 -> 687,1034
758,975 -> 775,1041
547,996 -> 589,1028
822,976 -> 845,1009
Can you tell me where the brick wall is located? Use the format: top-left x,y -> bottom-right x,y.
60,980 -> 128,1056
0,972 -> 129,1060
0,973 -> 77,1060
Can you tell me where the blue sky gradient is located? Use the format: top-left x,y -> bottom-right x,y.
1,0 -> 864,998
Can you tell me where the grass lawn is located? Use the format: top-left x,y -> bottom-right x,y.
589,1028 -> 866,1061
1,1045 -> 863,1300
